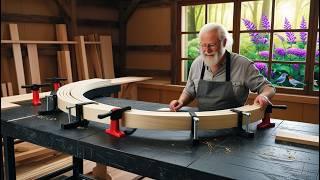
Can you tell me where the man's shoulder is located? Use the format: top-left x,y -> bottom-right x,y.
230,52 -> 253,66
190,56 -> 204,68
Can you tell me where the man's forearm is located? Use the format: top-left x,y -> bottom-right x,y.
260,86 -> 276,99
178,92 -> 194,106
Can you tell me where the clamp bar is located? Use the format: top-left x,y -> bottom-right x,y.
230,109 -> 254,138
189,111 -> 200,145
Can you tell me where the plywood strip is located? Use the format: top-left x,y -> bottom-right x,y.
100,36 -> 115,79
57,51 -> 73,83
1,83 -> 8,97
9,24 -> 26,94
55,24 -> 69,51
75,36 -> 89,79
87,34 -> 103,78
7,82 -> 14,96
276,129 -> 319,147
27,44 -> 41,84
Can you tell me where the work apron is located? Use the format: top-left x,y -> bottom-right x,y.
196,51 -> 242,111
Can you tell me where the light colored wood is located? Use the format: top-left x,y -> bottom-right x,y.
75,36 -> 89,79
58,51 -> 73,83
57,78 -> 265,131
1,100 -> 20,110
27,44 -> 41,84
1,40 -> 77,44
276,129 -> 319,147
93,164 -> 112,180
87,34 -> 103,78
55,24 -> 69,51
16,156 -> 72,180
9,24 -> 26,94
1,83 -> 8,97
57,51 -> 64,78
100,36 -> 115,79
7,82 -> 14,96
1,91 -> 51,103
15,147 -> 56,162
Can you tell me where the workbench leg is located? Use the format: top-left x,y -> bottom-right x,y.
72,156 -> 83,179
3,136 -> 16,180
1,137 -> 4,180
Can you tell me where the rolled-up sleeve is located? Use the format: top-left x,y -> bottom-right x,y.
245,62 -> 275,94
183,61 -> 198,98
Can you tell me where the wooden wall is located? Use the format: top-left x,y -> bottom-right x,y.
1,0 -> 119,96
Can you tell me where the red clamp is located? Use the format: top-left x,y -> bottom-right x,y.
21,83 -> 50,106
257,105 -> 287,129
97,106 -> 132,138
46,77 -> 67,91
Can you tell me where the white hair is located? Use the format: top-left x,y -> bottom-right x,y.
199,23 -> 233,50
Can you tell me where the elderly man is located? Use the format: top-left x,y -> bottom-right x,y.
169,23 -> 275,112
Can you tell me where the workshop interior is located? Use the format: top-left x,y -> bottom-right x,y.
1,0 -> 319,179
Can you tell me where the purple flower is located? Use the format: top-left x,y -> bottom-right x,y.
287,48 -> 306,58
284,18 -> 296,44
316,50 -> 319,57
300,17 -> 307,43
242,19 -> 262,44
275,48 -> 286,56
259,51 -> 269,58
257,37 -> 268,44
261,15 -> 271,30
292,64 -> 300,70
275,34 -> 285,42
254,62 -> 268,75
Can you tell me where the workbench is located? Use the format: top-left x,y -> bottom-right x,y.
1,97 -> 319,179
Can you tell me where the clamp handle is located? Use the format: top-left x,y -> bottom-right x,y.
21,83 -> 50,106
46,77 -> 67,91
257,104 -> 288,129
98,106 -> 131,119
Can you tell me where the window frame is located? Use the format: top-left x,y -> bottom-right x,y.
176,0 -> 319,96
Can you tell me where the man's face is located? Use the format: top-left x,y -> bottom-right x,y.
200,31 -> 225,67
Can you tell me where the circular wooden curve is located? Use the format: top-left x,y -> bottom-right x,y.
57,79 -> 265,130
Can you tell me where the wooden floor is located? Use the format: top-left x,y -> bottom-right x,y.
5,141 -> 153,180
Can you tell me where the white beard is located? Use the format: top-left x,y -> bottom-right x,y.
201,48 -> 225,67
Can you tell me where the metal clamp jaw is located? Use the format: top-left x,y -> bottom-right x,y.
189,112 -> 200,145
61,102 -> 97,129
230,109 -> 254,138
38,94 -> 60,115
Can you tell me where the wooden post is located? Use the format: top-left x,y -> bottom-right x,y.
1,83 -> 8,97
9,24 -> 26,94
87,34 -> 103,78
7,82 -> 13,96
26,44 -> 41,84
57,51 -> 73,83
100,36 -> 115,79
75,36 -> 89,80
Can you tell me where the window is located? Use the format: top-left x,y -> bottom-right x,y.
177,0 -> 319,95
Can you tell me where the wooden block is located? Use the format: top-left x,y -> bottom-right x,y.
55,24 -> 69,51
15,147 -> 56,162
1,83 -> 8,97
9,24 -> 26,94
99,36 -> 115,79
75,36 -> 89,79
1,100 -> 20,110
7,82 -> 13,96
92,163 -> 112,180
87,34 -> 103,78
27,44 -> 41,84
276,129 -> 319,147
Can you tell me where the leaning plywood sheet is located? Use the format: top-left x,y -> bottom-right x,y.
9,24 -> 26,94
100,36 -> 115,79
276,129 -> 319,147
27,44 -> 41,84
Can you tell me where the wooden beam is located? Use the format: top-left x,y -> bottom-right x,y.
124,68 -> 171,77
127,45 -> 171,52
78,19 -> 119,28
26,44 -> 41,84
53,0 -> 71,20
121,0 -> 141,23
87,34 -> 103,78
276,129 -> 319,147
9,24 -> 26,94
99,36 -> 115,79
55,24 -> 69,51
58,51 -> 73,83
171,1 -> 178,84
1,83 -> 8,97
74,36 -> 89,79
1,13 -> 64,24
7,82 -> 13,96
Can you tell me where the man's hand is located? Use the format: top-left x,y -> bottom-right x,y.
169,100 -> 183,112
254,95 -> 272,109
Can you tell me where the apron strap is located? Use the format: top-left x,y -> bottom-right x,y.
200,50 -> 231,81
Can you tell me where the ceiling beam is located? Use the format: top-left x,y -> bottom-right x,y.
120,0 -> 141,23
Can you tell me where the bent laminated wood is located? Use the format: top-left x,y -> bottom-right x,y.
57,78 -> 265,130
276,129 -> 319,147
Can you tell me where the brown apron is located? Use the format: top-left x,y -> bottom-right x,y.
196,51 -> 242,111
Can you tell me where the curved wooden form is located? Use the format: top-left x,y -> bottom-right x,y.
57,78 -> 265,130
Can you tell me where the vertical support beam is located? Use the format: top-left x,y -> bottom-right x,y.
171,0 -> 178,84
7,82 -> 13,96
9,24 -> 26,94
55,24 -> 69,51
27,44 -> 41,84
75,36 -> 89,79
100,36 -> 115,79
72,156 -> 83,179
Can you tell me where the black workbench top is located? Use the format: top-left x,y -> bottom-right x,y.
1,98 -> 319,180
